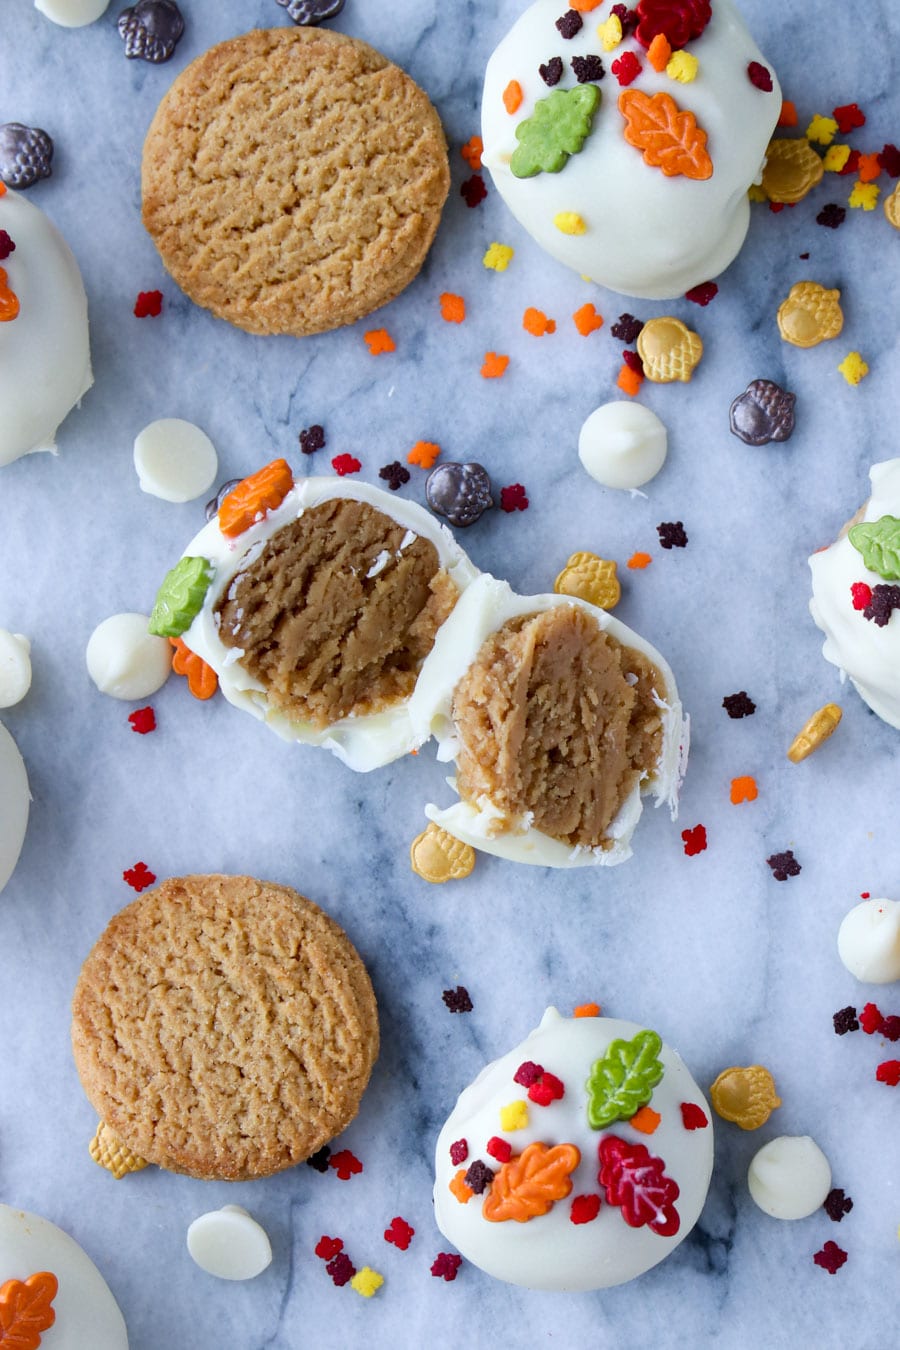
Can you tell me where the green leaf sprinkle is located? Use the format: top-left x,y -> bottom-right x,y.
848,515 -> 900,582
148,556 -> 214,638
510,84 -> 601,179
585,1028 -> 665,1130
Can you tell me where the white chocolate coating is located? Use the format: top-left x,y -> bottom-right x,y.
186,1206 -> 272,1281
0,190 -> 92,466
0,720 -> 29,895
0,631 -> 32,707
410,574 -> 686,867
747,1136 -> 831,1220
434,1009 -> 713,1290
578,401 -> 668,490
86,613 -> 172,700
34,0 -> 110,25
134,418 -> 218,503
481,0 -> 781,299
809,459 -> 900,728
0,1204 -> 128,1348
837,898 -> 900,984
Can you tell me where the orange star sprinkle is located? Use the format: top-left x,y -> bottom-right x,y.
617,364 -> 644,396
522,307 -> 556,336
481,352 -> 510,378
574,1001 -> 601,1018
778,99 -> 798,127
364,328 -> 396,355
627,552 -> 652,569
629,1105 -> 661,1134
857,152 -> 882,183
730,775 -> 759,804
407,440 -> 441,469
573,302 -> 604,336
449,1169 -> 474,1204
440,292 -> 466,324
461,135 -> 483,170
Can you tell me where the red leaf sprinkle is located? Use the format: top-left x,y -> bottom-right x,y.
681,825 -> 707,857
329,1148 -> 363,1180
813,1240 -> 848,1274
123,862 -> 156,892
384,1216 -> 415,1250
128,706 -> 156,735
134,290 -> 163,318
680,1102 -> 709,1130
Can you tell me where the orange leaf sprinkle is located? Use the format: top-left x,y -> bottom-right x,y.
169,638 -> 218,701
574,1001 -> 601,1018
778,99 -> 798,127
440,292 -> 466,324
482,1142 -> 580,1223
461,135 -> 484,170
617,363 -> 643,397
627,551 -> 652,570
730,775 -> 759,804
0,1271 -> 59,1350
0,182 -> 6,197
218,458 -> 294,539
647,33 -> 671,71
407,440 -> 441,469
858,152 -> 882,183
481,352 -> 510,379
0,267 -> 20,323
629,1105 -> 662,1135
619,88 -> 712,180
573,302 -> 604,336
503,80 -> 523,115
449,1169 -> 474,1204
570,0 -> 603,8
522,306 -> 556,336
364,328 -> 396,355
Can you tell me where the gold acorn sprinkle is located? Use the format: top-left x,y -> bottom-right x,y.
89,1120 -> 149,1179
787,702 -> 842,763
777,281 -> 844,348
761,138 -> 825,203
636,316 -> 703,384
709,1065 -> 782,1130
410,823 -> 475,884
554,552 -> 621,610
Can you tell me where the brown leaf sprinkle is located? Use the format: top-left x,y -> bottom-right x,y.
618,89 -> 712,180
0,1271 -> 58,1350
482,1141 -> 580,1223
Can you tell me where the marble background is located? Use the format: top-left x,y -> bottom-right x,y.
2,1 -> 899,1346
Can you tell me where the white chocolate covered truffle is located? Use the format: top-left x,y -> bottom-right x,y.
34,0 -> 110,26
481,0 -> 781,299
578,401 -> 668,489
134,418 -> 218,503
837,898 -> 900,984
0,1204 -> 127,1349
0,189 -> 92,467
0,631 -> 32,707
747,1135 -> 831,1220
0,720 -> 29,895
187,1205 -> 272,1281
86,613 -> 172,700
434,1009 -> 713,1290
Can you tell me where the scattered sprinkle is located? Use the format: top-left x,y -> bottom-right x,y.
723,691 -> 756,718
611,312 -> 643,343
685,280 -> 718,306
838,149 -> 861,177
766,850 -> 801,881
134,290 -> 162,318
500,1099 -> 529,1131
813,1241 -> 848,1275
464,1160 -> 495,1194
350,1267 -> 384,1299
299,424 -> 325,455
629,1105 -> 661,1134
540,57 -> 564,87
570,1194 -> 602,1224
647,33 -> 671,71
503,80 -> 523,114
0,231 -> 15,261
554,210 -> 587,235
574,1002 -> 601,1018
611,50 -> 641,85
123,862 -> 156,892
863,584 -> 900,627
528,1071 -> 565,1106
822,144 -> 851,173
513,1061 -> 544,1087
860,1002 -> 884,1035
617,363 -> 643,397
315,1236 -> 344,1260
442,985 -> 473,1013
460,136 -> 483,170
307,1146 -> 331,1173
851,581 -> 873,610
832,1006 -> 859,1035
500,483 -> 529,512
449,1139 -> 468,1166
680,1102 -> 709,1130
881,143 -> 900,177
572,54 -> 605,83
778,100 -> 798,128
460,174 -> 487,207
128,706 -> 156,734
378,461 -> 411,491
364,328 -> 395,355
408,441 -> 441,469
833,103 -> 865,134
597,13 -> 623,51
573,302 -> 603,335
806,114 -> 838,145
857,152 -> 882,184
326,1252 -> 356,1286
448,1170 -> 473,1204
621,348 -> 644,375
848,182 -> 880,210
439,292 -> 466,324
817,203 -> 846,228
486,1136 -> 512,1163
430,1253 -> 462,1282
627,551 -> 652,569
523,306 -> 556,336
666,50 -> 698,83
331,453 -> 362,476
883,1016 -> 900,1042
329,1149 -> 363,1180
747,61 -> 773,92
876,1060 -> 900,1086
483,242 -> 514,272
730,775 -> 758,804
682,825 -> 707,856
481,352 -> 510,379
824,1188 -> 854,1222
555,10 -> 584,39
657,521 -> 688,549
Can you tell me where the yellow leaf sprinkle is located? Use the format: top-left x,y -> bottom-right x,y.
806,114 -> 838,145
499,1099 -> 529,1131
848,181 -> 880,210
596,14 -> 623,50
822,143 -> 851,172
350,1267 -> 384,1299
666,50 -> 699,83
483,241 -> 514,272
837,352 -> 869,386
553,211 -> 587,235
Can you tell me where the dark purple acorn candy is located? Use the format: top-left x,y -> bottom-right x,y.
426,462 -> 494,528
0,124 -> 53,189
729,379 -> 796,446
205,479 -> 242,522
275,0 -> 346,25
117,0 -> 185,63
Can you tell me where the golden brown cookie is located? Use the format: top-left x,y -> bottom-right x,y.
71,875 -> 379,1181
141,27 -> 450,337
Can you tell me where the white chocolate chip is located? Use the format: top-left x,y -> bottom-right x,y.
0,631 -> 32,708
186,1206 -> 272,1281
86,614 -> 172,700
747,1135 -> 832,1219
34,0 -> 110,27
838,898 -> 900,984
133,418 -> 219,504
578,402 -> 668,490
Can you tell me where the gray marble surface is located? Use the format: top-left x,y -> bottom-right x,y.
2,1 -> 899,1346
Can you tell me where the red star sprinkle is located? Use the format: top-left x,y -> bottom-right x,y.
460,175 -> 487,208
570,1194 -> 602,1225
329,1148 -> 363,1180
331,454 -> 362,477
528,1072 -> 565,1106
685,281 -> 718,306
315,1236 -> 344,1261
851,582 -> 873,611
681,825 -> 707,857
860,1002 -> 884,1035
680,1102 -> 709,1130
449,1139 -> 468,1166
134,290 -> 163,317
123,862 -> 156,892
384,1217 -> 415,1250
832,102 -> 865,133
326,1252 -> 356,1286
813,1241 -> 848,1274
128,706 -> 156,735
486,1136 -> 512,1163
430,1253 -> 462,1281
611,51 -> 642,85
875,1060 -> 900,1086
500,483 -> 529,512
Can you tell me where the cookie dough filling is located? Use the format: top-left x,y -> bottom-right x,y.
216,498 -> 458,728
452,605 -> 664,849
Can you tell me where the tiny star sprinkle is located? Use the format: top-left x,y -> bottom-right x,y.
723,691 -> 756,718
824,1189 -> 854,1222
408,441 -> 441,469
823,144 -> 851,172
629,1106 -> 661,1134
500,483 -> 529,512
326,1252 -> 356,1286
806,114 -> 838,145
364,329 -> 395,355
329,1149 -> 363,1180
554,211 -> 587,235
307,1146 -> 331,1173
461,135 -> 483,170
570,1194 -> 602,1224
813,1241 -> 848,1275
332,453 -> 362,476
431,1253 -> 462,1282
596,14 -> 623,49
442,985 -> 474,1013
440,293 -> 465,323
574,1002 -> 601,1017
315,1236 -> 343,1260
573,302 -> 603,335
128,706 -> 156,734
838,352 -> 869,385
134,290 -> 162,317
680,1102 -> 709,1130
833,1007 -> 859,1038
848,182 -> 880,210
483,242 -> 514,271
500,1099 -> 529,1131
350,1267 -> 384,1298
627,551 -> 652,569
123,862 -> 156,892
522,307 -> 556,336
449,1170 -> 474,1204
481,352 -> 510,378
461,175 -> 487,208
667,50 -> 698,83
682,825 -> 707,856
730,775 -> 758,804
766,850 -> 800,881
876,1060 -> 900,1086
833,103 -> 865,133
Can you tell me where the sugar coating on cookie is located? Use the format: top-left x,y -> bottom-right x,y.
809,459 -> 900,728
481,0 -> 781,299
0,720 -> 29,894
141,27 -> 450,336
71,874 -> 379,1180
0,189 -> 92,466
433,1009 -> 714,1290
0,1203 -> 127,1349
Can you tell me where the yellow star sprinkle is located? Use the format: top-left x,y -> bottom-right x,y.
499,1099 -> 529,1131
849,181 -> 880,210
350,1267 -> 384,1299
838,352 -> 869,386
596,14 -> 622,50
806,114 -> 838,145
483,241 -> 514,272
666,50 -> 699,83
822,144 -> 851,172
554,211 -> 587,235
